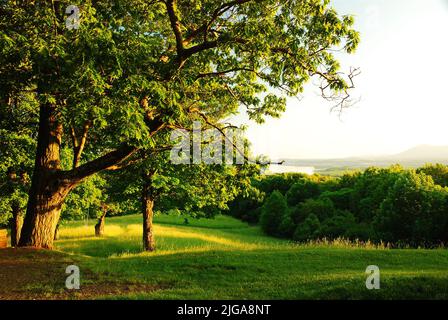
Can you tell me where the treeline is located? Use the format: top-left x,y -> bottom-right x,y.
227,164 -> 448,247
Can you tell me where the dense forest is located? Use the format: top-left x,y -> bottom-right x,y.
228,164 -> 448,247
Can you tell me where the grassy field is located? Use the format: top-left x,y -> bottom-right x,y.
1,214 -> 448,299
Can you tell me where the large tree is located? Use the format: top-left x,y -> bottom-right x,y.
0,0 -> 359,248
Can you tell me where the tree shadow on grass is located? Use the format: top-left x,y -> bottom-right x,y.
0,248 -> 169,300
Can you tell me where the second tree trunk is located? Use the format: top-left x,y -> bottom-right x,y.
142,174 -> 155,251
95,212 -> 107,237
10,203 -> 23,247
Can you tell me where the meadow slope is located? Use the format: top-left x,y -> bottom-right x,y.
1,214 -> 448,299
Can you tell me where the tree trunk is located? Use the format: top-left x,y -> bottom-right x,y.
95,212 -> 107,237
142,174 -> 156,252
18,179 -> 73,249
54,223 -> 60,240
18,103 -> 73,249
10,203 -> 23,247
19,102 -> 138,249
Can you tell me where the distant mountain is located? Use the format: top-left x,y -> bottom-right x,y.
278,145 -> 448,172
387,145 -> 448,160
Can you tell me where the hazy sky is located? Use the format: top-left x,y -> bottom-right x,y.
235,0 -> 448,160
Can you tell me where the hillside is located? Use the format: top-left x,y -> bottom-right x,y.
388,145 -> 448,160
1,214 -> 448,299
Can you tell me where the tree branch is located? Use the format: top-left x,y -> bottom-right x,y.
188,108 -> 283,165
195,67 -> 256,80
70,121 -> 91,169
165,0 -> 185,58
64,144 -> 138,183
207,0 -> 252,31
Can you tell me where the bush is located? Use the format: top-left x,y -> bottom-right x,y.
260,190 -> 288,236
278,211 -> 296,238
319,210 -> 357,240
344,223 -> 375,240
228,197 -> 262,222
293,214 -> 320,242
241,207 -> 262,224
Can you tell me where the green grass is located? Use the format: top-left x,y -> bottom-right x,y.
52,214 -> 448,299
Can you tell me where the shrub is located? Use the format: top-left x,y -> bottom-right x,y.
293,214 -> 321,242
278,211 -> 296,238
319,210 -> 357,240
228,197 -> 261,222
241,207 -> 262,224
344,223 -> 375,241
260,190 -> 288,236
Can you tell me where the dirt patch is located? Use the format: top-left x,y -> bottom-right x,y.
0,248 -> 163,300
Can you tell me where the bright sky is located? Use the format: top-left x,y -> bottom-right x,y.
236,0 -> 448,160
